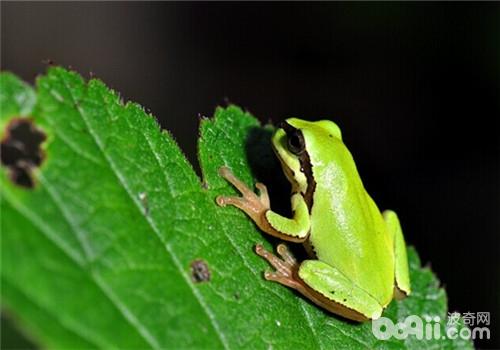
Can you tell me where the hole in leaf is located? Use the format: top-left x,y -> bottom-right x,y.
1,118 -> 46,188
190,259 -> 211,283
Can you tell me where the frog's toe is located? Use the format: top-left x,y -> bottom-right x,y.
276,243 -> 297,265
255,182 -> 270,207
216,195 -> 246,208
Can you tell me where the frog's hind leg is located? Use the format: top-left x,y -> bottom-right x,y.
383,210 -> 411,299
297,259 -> 384,321
255,244 -> 383,322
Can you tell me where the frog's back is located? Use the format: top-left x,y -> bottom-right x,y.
302,126 -> 395,305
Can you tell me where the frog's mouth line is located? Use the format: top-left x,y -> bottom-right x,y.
271,138 -> 298,188
273,144 -> 301,192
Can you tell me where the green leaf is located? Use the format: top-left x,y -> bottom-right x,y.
0,68 -> 473,349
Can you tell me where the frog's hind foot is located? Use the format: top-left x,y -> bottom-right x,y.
255,243 -> 302,290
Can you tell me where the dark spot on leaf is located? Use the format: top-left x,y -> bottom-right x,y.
234,292 -> 240,300
190,259 -> 211,283
1,118 -> 46,188
343,298 -> 347,302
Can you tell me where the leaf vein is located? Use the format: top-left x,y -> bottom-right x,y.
118,101 -> 230,350
2,275 -> 109,349
36,172 -> 160,349
55,76 -> 167,350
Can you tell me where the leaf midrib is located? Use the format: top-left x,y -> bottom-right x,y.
115,91 -> 231,350
60,75 -> 229,349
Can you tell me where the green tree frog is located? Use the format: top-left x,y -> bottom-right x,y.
216,118 -> 411,321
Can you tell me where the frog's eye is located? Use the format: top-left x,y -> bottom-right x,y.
287,130 -> 305,155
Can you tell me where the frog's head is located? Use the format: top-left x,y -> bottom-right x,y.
272,118 -> 342,195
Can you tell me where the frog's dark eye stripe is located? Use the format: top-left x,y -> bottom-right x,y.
278,120 -> 315,210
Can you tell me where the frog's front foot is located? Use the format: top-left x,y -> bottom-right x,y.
255,243 -> 302,290
216,167 -> 270,223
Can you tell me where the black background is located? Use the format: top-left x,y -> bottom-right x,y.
2,2 -> 499,349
